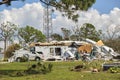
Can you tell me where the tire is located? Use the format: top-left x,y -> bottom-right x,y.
35,57 -> 40,61
16,57 -> 21,62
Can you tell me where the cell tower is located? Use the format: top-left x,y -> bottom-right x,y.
43,4 -> 53,42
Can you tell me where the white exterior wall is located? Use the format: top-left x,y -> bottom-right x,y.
34,46 -> 68,60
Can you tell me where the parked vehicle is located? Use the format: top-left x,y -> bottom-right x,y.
8,49 -> 44,62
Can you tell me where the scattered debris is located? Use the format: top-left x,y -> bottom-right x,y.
102,62 -> 120,71
70,65 -> 84,72
91,68 -> 99,72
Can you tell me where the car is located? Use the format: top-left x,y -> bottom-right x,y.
8,49 -> 44,62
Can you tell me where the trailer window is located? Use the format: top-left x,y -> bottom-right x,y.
50,48 -> 54,56
50,48 -> 54,53
30,47 -> 35,52
37,52 -> 43,54
55,48 -> 61,56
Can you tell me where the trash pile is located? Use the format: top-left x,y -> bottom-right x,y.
68,39 -> 119,61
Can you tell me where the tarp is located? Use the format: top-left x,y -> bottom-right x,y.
96,40 -> 104,46
29,42 -> 35,47
77,44 -> 92,53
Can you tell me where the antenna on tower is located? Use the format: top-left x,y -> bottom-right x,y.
43,0 -> 53,42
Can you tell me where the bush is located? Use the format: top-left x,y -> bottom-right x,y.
10,62 -> 53,77
4,44 -> 21,59
25,62 -> 53,74
17,56 -> 29,62
109,67 -> 120,73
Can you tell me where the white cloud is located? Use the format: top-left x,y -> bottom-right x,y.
53,7 -> 120,35
0,2 -> 120,35
0,2 -> 44,30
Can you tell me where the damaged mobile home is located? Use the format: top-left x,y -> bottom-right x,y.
8,39 -> 119,62
29,39 -> 119,61
84,39 -> 119,60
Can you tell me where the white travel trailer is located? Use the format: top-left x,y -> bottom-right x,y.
30,41 -> 76,61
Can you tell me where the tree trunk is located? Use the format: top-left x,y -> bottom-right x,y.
3,39 -> 7,59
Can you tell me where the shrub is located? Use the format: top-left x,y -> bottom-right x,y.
4,44 -> 21,59
18,55 -> 29,62
109,67 -> 120,73
25,62 -> 53,74
11,62 -> 53,77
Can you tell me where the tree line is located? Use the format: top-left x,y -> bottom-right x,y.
0,21 -> 120,54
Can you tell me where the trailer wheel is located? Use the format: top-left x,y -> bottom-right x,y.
16,57 -> 21,62
35,57 -> 40,61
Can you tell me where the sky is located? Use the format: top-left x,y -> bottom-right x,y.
0,0 -> 120,40
92,0 -> 120,14
0,0 -> 120,13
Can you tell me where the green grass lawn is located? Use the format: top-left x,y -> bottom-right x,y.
0,61 -> 120,80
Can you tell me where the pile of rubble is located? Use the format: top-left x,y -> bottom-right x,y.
68,39 -> 120,61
